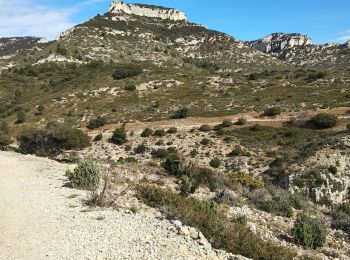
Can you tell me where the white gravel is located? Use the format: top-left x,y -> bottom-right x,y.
0,151 -> 240,260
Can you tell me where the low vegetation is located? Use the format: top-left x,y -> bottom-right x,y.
137,185 -> 296,260
65,161 -> 100,190
18,123 -> 91,156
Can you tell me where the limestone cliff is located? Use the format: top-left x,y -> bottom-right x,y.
109,1 -> 187,21
247,33 -> 312,54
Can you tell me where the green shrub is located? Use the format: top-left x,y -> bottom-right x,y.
87,116 -> 106,129
228,147 -> 249,157
36,105 -> 45,116
180,175 -> 191,196
56,44 -> 68,56
236,117 -> 247,125
111,127 -> 127,145
0,134 -> 11,149
209,157 -> 221,168
225,172 -> 264,190
328,165 -> 337,175
18,123 -> 91,156
292,216 -> 327,249
199,124 -> 211,132
124,84 -> 137,91
311,113 -> 338,129
222,120 -> 233,128
153,129 -> 166,137
163,153 -> 181,176
263,107 -> 282,117
141,128 -> 153,137
166,127 -> 177,134
112,64 -> 142,80
190,149 -> 198,158
346,123 -> 350,131
0,121 -> 9,134
171,107 -> 188,119
16,110 -> 26,124
235,215 -> 248,225
331,212 -> 350,235
151,148 -> 170,159
65,161 -> 100,190
200,138 -> 210,145
137,186 -> 296,260
134,143 -> 147,154
93,133 -> 103,142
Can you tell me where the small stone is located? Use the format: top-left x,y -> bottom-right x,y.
189,227 -> 199,239
172,220 -> 182,229
199,237 -> 211,250
178,226 -> 190,236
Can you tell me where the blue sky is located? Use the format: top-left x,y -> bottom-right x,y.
1,0 -> 349,44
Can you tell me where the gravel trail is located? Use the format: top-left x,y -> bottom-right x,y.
0,151 -> 230,260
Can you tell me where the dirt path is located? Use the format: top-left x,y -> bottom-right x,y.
0,151 -> 236,260
99,107 -> 350,133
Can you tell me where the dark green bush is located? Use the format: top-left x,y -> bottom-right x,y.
236,117 -> 247,125
263,107 -> 282,117
111,127 -> 127,145
151,148 -> 174,159
124,84 -> 137,91
87,116 -> 106,129
346,123 -> 350,131
0,121 -> 9,134
311,113 -> 338,129
93,133 -> 103,142
200,138 -> 210,145
112,64 -> 142,80
0,134 -> 11,149
222,120 -> 233,128
292,216 -> 327,249
134,143 -> 147,154
141,128 -> 153,138
18,123 -> 91,156
65,161 -> 100,190
331,211 -> 350,235
328,165 -> 337,175
171,107 -> 188,119
199,124 -> 211,132
166,127 -> 177,134
163,153 -> 181,176
153,129 -> 166,137
228,147 -> 249,157
209,157 -> 221,168
16,110 -> 26,124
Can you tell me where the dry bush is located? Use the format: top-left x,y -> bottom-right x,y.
87,162 -> 133,207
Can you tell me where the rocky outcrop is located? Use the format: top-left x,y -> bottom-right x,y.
344,40 -> 350,48
247,33 -> 312,54
109,1 -> 187,21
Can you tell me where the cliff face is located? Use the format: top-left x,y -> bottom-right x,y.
247,33 -> 312,54
109,1 -> 187,21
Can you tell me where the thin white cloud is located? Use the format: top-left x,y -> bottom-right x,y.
0,0 -> 108,40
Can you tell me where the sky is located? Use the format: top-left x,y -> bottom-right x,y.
0,0 -> 349,44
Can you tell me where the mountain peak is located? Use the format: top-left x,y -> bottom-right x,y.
109,1 -> 188,21
248,33 -> 312,54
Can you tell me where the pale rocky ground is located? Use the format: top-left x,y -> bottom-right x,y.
0,151 -> 247,260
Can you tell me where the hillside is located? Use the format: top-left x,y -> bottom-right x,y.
0,2 -> 350,260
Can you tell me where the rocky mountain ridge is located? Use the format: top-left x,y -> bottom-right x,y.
0,37 -> 47,57
109,1 -> 187,21
247,33 -> 312,54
